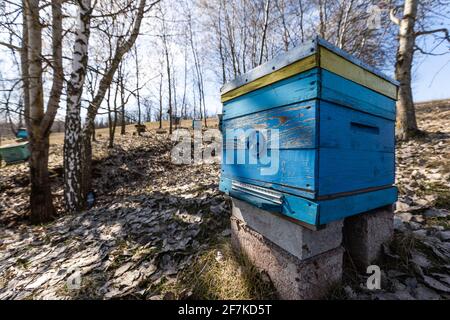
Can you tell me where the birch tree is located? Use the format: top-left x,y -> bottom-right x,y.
390,0 -> 450,140
64,0 -> 92,213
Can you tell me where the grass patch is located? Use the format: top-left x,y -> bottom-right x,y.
145,276 -> 178,298
325,282 -> 350,300
425,217 -> 450,229
16,257 -> 29,268
0,269 -> 14,288
383,230 -> 447,276
383,232 -> 418,274
57,272 -> 109,300
417,182 -> 450,210
178,240 -> 277,300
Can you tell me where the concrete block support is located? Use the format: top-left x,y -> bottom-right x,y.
230,198 -> 343,300
231,218 -> 344,300
232,199 -> 342,260
343,205 -> 394,269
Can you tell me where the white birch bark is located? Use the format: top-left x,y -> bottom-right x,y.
392,0 -> 419,140
64,0 -> 92,212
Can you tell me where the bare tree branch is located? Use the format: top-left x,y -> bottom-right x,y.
415,28 -> 450,39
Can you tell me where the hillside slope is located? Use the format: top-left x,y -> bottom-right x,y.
0,103 -> 449,300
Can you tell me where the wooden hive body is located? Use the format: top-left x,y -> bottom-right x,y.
219,37 -> 399,227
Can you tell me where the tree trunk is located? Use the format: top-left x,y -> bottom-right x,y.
134,45 -> 142,134
159,73 -> 163,129
21,0 -> 31,131
80,0 -> 150,198
217,1 -> 226,84
394,0 -> 419,140
120,97 -> 126,135
29,136 -> 55,223
298,0 -> 305,42
92,126 -> 96,142
107,87 -> 114,148
161,15 -> 172,134
181,46 -> 188,118
64,0 -> 91,213
119,62 -> 126,135
259,0 -> 271,65
188,13 -> 206,126
25,0 -> 63,223
81,128 -> 93,199
318,0 -> 326,39
111,80 -> 119,145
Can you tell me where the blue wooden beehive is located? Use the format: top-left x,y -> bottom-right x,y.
16,128 -> 29,140
219,37 -> 399,228
0,141 -> 31,164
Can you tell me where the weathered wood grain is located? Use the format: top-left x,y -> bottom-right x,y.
219,177 -> 398,227
222,149 -> 316,192
220,39 -> 316,95
219,37 -> 398,226
320,69 -> 396,120
320,47 -> 397,99
222,69 -> 319,121
316,37 -> 398,85
319,100 -> 395,152
223,102 -> 316,149
221,55 -> 317,102
318,187 -> 398,224
220,177 -> 319,225
318,148 -> 395,196
221,36 -> 398,97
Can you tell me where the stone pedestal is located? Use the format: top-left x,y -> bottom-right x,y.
231,198 -> 344,300
232,199 -> 343,259
343,205 -> 394,269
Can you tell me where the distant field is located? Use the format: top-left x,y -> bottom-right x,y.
0,118 -> 219,146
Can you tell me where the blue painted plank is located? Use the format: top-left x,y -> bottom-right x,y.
319,100 -> 395,152
221,40 -> 317,94
219,38 -> 399,226
220,175 -> 316,199
318,148 -> 395,196
320,69 -> 396,120
223,101 -> 316,149
229,189 -> 284,213
318,187 -> 398,224
220,177 -> 319,225
221,37 -> 398,96
222,149 -> 317,192
222,68 -> 319,121
220,177 -> 397,226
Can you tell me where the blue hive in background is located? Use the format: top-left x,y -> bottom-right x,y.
16,128 -> 29,140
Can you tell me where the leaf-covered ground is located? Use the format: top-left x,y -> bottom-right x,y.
340,102 -> 450,300
0,102 -> 449,300
0,130 -> 238,299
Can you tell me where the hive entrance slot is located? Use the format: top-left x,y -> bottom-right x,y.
350,121 -> 380,135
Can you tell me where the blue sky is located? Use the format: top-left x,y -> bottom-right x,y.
413,52 -> 450,102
